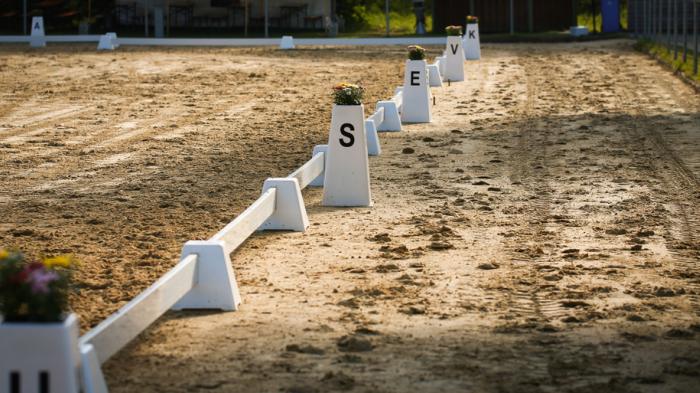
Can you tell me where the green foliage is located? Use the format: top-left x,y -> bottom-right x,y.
445,25 -> 462,36
635,39 -> 700,83
337,0 -> 433,35
407,45 -> 426,60
577,0 -> 628,32
333,82 -> 365,105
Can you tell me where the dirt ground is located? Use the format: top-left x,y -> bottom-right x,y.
1,40 -> 699,392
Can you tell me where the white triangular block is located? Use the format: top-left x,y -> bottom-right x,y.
427,63 -> 443,87
322,104 -> 372,207
97,35 -> 115,50
259,178 -> 309,231
444,35 -> 464,82
365,119 -> 381,156
401,60 -> 431,123
375,100 -> 402,132
106,32 -> 119,48
29,16 -> 46,48
436,56 -> 446,77
309,145 -> 328,187
172,240 -> 241,310
280,35 -> 295,49
463,23 -> 481,60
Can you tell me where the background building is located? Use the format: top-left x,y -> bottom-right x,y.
433,0 -> 576,34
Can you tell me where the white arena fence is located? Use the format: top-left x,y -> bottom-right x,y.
77,91 -> 406,392
0,31 -> 469,392
0,35 -> 447,47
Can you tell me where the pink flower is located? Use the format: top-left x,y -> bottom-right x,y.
27,268 -> 59,294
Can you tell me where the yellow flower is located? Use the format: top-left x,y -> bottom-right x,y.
0,249 -> 8,260
43,255 -> 73,269
17,303 -> 29,316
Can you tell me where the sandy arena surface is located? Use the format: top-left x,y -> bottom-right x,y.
1,40 -> 699,392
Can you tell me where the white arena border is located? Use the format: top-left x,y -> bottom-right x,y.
71,88 -> 406,392
0,35 -> 446,389
0,35 -> 446,47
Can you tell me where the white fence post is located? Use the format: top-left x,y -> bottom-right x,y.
172,241 -> 241,311
365,119 -> 382,156
309,145 -> 328,187
427,63 -> 443,87
97,35 -> 115,50
280,35 -> 295,49
259,178 -> 309,231
80,344 -> 108,393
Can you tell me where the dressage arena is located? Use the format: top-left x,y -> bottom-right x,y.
1,40 -> 700,392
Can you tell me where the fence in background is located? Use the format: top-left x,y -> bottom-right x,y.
629,0 -> 700,76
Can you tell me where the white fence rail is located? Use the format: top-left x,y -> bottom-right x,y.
367,106 -> 385,127
211,188 -> 277,255
79,254 -> 198,364
288,151 -> 325,189
3,53 -> 443,390
0,36 -> 447,47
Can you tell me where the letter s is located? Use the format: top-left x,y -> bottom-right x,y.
339,123 -> 355,147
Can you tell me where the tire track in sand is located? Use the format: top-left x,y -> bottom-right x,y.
603,57 -> 700,317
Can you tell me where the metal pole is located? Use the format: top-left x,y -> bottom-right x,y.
510,0 -> 514,35
673,0 -> 678,59
385,0 -> 390,37
166,0 -> 170,37
651,0 -> 656,38
645,0 -> 649,37
683,0 -> 688,62
635,0 -> 640,36
656,0 -> 664,42
22,0 -> 27,34
264,0 -> 268,38
667,0 -> 672,47
145,0 -> 149,37
694,0 -> 698,75
634,0 -> 639,36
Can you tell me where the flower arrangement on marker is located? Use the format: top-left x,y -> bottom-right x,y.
445,25 -> 463,36
466,15 -> 479,24
0,249 -> 74,322
407,45 -> 427,61
333,82 -> 364,105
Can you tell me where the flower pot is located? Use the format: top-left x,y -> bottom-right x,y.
322,104 -> 372,207
0,313 -> 81,393
444,35 -> 465,82
401,60 -> 432,123
463,23 -> 481,60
